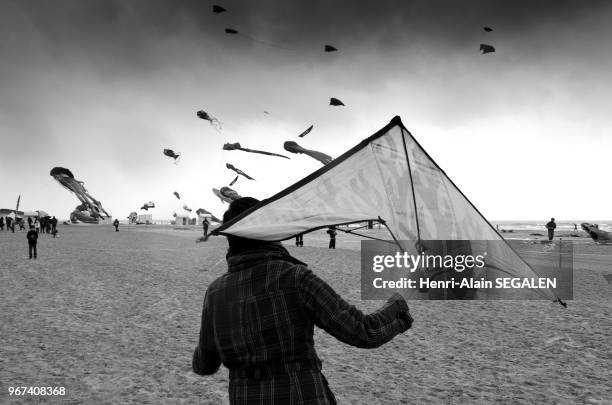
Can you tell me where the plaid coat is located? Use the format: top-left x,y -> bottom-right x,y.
193,244 -> 412,404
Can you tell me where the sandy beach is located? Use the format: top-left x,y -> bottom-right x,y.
1,224 -> 611,404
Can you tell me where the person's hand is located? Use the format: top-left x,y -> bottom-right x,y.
387,293 -> 413,330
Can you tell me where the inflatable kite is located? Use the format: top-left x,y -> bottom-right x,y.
329,98 -> 345,106
226,163 -> 255,180
196,110 -> 222,131
140,201 -> 155,211
581,223 -> 612,243
223,142 -> 289,159
229,176 -> 239,186
163,149 -> 180,162
298,125 -> 313,138
283,141 -> 333,165
50,167 -> 109,224
480,44 -> 495,54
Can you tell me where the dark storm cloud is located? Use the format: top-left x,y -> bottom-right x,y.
4,0 -> 609,60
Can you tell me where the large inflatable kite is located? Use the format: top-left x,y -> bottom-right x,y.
284,141 -> 333,165
50,167 -> 109,224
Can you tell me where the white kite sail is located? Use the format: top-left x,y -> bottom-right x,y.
213,116 -> 562,303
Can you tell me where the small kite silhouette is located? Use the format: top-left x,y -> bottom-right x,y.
212,5 -> 226,13
480,44 -> 495,54
196,110 -> 222,131
324,45 -> 338,52
223,142 -> 289,159
225,28 -> 238,34
298,125 -> 314,138
163,149 -> 180,162
229,175 -> 239,186
483,27 -> 493,32
330,97 -> 345,106
173,191 -> 180,200
284,141 -> 333,165
226,163 -> 255,180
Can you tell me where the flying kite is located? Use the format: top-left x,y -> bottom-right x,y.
226,163 -> 255,180
264,111 -> 270,115
211,115 -> 568,307
127,212 -> 138,224
183,204 -> 192,213
196,208 -> 222,222
298,125 -> 313,138
283,141 -> 333,165
50,167 -> 110,223
223,142 -> 289,159
225,28 -> 239,34
196,110 -> 222,131
163,149 -> 180,161
330,98 -> 345,106
480,44 -> 495,54
324,45 -> 338,52
229,175 -> 239,186
212,5 -> 226,13
483,26 -> 493,32
173,191 -> 180,200
140,201 -> 155,211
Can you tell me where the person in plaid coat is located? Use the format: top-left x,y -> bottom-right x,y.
193,197 -> 414,404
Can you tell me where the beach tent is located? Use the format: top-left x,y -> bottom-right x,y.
213,116 -> 564,305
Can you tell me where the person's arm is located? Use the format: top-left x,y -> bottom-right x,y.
298,269 -> 412,349
192,291 -> 221,375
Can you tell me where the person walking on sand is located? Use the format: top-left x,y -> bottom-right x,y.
27,225 -> 38,259
574,223 -> 578,231
295,233 -> 303,247
27,216 -> 32,227
51,216 -> 57,234
546,218 -> 557,241
0,216 -> 4,231
202,218 -> 209,240
326,227 -> 336,249
34,219 -> 40,235
192,197 -> 413,404
113,218 -> 120,232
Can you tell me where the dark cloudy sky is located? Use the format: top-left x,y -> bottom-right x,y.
1,0 -> 611,221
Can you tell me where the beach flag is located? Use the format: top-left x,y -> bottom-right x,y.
213,116 -> 561,303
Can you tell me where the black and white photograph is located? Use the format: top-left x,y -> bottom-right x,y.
1,1 -> 611,403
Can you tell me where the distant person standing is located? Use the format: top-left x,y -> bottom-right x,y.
113,219 -> 120,232
546,218 -> 557,241
27,216 -> 33,227
7,217 -> 14,233
295,233 -> 303,247
27,225 -> 38,259
51,216 -> 58,234
34,219 -> 40,235
202,218 -> 210,240
573,223 -> 578,231
0,216 -> 4,231
326,227 -> 337,249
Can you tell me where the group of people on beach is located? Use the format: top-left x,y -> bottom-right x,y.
0,215 -> 57,235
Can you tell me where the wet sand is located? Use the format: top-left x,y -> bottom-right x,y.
1,225 -> 611,404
